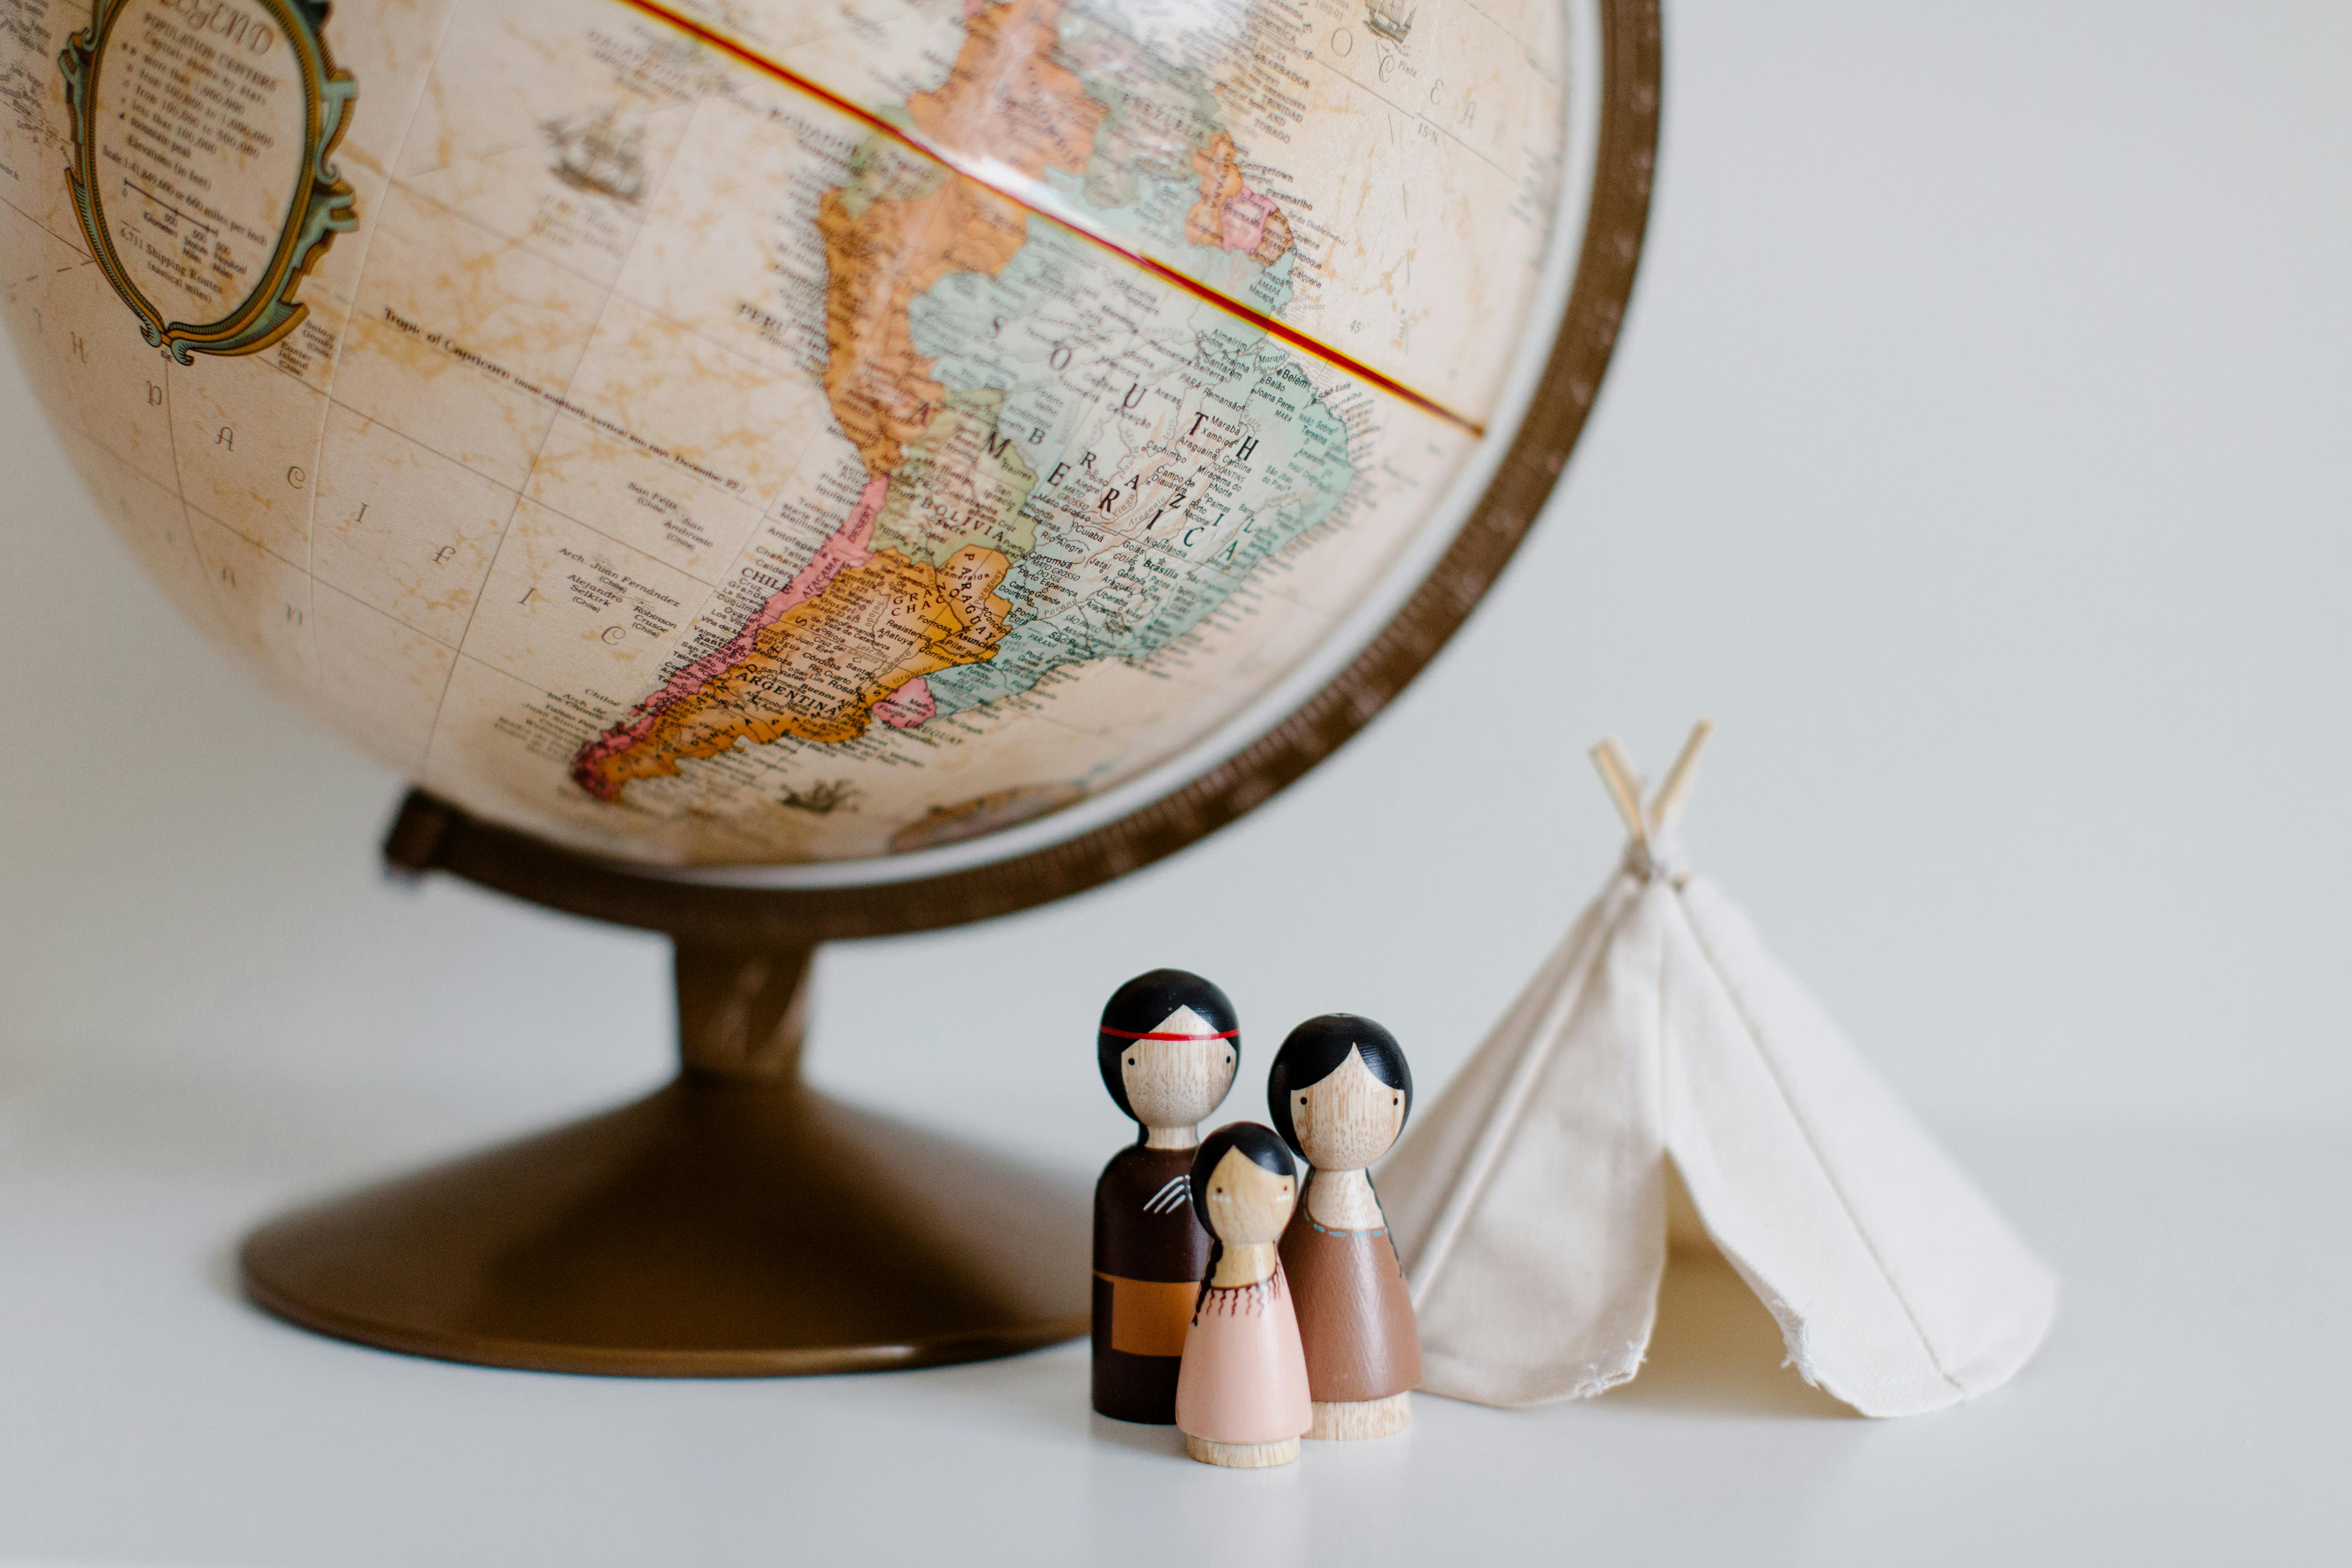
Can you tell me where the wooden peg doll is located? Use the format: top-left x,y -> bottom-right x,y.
1092,970 -> 1242,1424
1269,1014 -> 1421,1440
1174,1123 -> 1313,1467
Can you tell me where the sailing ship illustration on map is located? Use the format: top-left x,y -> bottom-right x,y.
542,107 -> 647,204
1365,0 -> 1416,46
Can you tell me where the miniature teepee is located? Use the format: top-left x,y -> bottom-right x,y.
1378,723 -> 2056,1418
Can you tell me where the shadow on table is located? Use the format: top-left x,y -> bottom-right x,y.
1604,1248 -> 1855,1419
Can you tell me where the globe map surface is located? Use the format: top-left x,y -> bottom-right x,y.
2,0 -> 1587,868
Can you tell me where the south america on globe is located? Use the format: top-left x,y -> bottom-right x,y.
1,0 -> 1576,866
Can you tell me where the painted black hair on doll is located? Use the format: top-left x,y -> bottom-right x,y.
1097,968 -> 1239,1119
1186,1121 -> 1296,1225
1266,1013 -> 1413,1156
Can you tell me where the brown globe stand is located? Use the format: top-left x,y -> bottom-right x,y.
242,834 -> 1091,1375
237,0 -> 1662,1377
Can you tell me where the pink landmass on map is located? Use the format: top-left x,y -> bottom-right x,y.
874,676 -> 935,729
571,477 -> 891,801
1186,133 -> 1293,267
1220,191 -> 1275,255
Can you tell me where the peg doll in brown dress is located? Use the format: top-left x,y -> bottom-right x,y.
1092,970 -> 1241,1424
1268,1013 -> 1421,1439
1174,1122 -> 1313,1467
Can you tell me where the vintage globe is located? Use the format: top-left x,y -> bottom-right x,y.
2,0 -> 1648,878
2,0 -> 1655,1374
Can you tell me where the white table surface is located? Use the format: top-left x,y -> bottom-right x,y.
1,1056 -> 2344,1567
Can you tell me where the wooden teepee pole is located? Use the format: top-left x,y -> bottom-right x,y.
1590,739 -> 1647,846
1646,720 -> 1715,837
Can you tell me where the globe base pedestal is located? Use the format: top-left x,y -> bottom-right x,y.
240,938 -> 1089,1376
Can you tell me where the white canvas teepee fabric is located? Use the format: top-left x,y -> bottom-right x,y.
1378,725 -> 2057,1418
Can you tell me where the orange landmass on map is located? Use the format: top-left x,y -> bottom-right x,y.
580,545 -> 1014,797
908,0 -> 1106,180
575,1 -> 1114,803
823,0 -> 1106,478
818,178 -> 1024,479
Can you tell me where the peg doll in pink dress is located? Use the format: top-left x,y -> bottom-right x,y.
1173,1122 -> 1313,1468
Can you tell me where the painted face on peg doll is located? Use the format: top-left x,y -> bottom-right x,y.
1111,1007 -> 1239,1145
1195,1139 -> 1298,1263
1089,970 -> 1242,1427
1281,1046 -> 1408,1173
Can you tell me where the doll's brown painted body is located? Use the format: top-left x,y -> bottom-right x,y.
1279,1196 -> 1421,1405
1267,1015 -> 1421,1439
1092,1143 -> 1209,1421
1091,971 -> 1240,1424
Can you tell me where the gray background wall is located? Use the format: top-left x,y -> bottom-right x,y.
4,0 -> 2346,1189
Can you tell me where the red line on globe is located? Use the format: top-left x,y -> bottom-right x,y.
607,0 -> 1485,438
